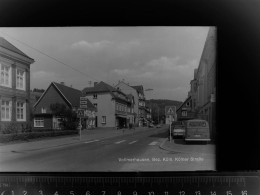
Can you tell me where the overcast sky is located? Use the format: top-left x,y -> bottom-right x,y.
0,27 -> 209,101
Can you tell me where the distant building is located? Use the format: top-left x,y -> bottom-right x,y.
33,82 -> 96,130
188,26 -> 216,139
176,96 -> 195,121
82,81 -> 133,128
115,81 -> 147,127
0,37 -> 34,132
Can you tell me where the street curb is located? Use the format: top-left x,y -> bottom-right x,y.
4,127 -> 153,152
159,138 -> 173,151
159,138 -> 216,156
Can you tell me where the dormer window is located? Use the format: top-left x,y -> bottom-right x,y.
93,94 -> 97,99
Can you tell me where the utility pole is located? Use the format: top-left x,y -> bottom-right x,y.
157,106 -> 159,124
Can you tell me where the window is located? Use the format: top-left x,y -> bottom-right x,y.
53,117 -> 62,129
93,94 -> 97,99
102,116 -> 106,124
1,100 -> 12,121
34,118 -> 44,127
94,103 -> 97,111
186,102 -> 190,106
182,111 -> 187,116
116,103 -> 118,111
16,101 -> 26,121
16,69 -> 25,90
0,63 -> 11,87
41,107 -> 46,113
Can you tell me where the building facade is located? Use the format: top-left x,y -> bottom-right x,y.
115,81 -> 147,127
188,26 -> 216,139
33,82 -> 96,130
0,37 -> 34,132
82,81 -> 133,128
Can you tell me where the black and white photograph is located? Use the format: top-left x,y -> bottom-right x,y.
0,27 -> 216,172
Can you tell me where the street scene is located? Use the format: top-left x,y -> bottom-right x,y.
0,27 -> 216,171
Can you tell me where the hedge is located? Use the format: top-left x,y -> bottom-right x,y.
0,130 -> 78,143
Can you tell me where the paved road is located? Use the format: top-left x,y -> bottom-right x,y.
0,126 -> 215,171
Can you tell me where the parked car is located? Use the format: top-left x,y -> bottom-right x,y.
171,121 -> 185,138
156,124 -> 162,128
149,124 -> 155,128
184,119 -> 210,143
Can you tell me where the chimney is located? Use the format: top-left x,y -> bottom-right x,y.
94,82 -> 98,86
60,82 -> 65,85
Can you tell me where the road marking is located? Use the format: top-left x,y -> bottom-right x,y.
115,140 -> 126,144
149,141 -> 158,145
84,140 -> 99,144
129,140 -> 137,144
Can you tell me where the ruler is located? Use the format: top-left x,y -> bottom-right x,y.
0,172 -> 259,195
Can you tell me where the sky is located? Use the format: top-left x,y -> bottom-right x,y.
0,27 -> 209,101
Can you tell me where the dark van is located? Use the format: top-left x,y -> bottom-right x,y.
185,119 -> 210,143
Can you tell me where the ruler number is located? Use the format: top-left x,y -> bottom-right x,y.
226,191 -> 232,195
195,191 -> 201,195
179,191 -> 185,195
86,191 -> 91,195
23,190 -> 28,195
148,191 -> 154,195
164,192 -> 169,195
241,191 -> 247,195
39,190 -> 43,195
101,191 -> 106,195
54,191 -> 59,195
70,191 -> 75,195
117,191 -> 121,195
133,191 -> 138,195
210,191 -> 217,195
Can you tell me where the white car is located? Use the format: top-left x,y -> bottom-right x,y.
171,121 -> 185,138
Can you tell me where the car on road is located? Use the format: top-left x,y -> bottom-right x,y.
171,121 -> 185,138
156,124 -> 162,128
184,119 -> 210,143
148,123 -> 155,128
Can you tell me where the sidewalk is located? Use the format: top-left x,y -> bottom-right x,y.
0,127 -> 150,153
160,138 -> 216,155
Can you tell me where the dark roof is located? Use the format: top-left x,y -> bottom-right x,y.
82,81 -> 116,94
34,82 -> 96,111
53,82 -> 83,107
176,96 -> 192,112
0,37 -> 33,60
131,85 -> 144,95
82,81 -> 131,103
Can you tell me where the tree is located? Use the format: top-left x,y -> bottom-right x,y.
50,103 -> 79,130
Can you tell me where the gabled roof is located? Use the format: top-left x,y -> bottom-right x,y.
131,85 -> 144,95
0,37 -> 33,60
53,82 -> 83,107
82,81 -> 131,103
82,81 -> 116,94
34,82 -> 86,109
176,96 -> 192,112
